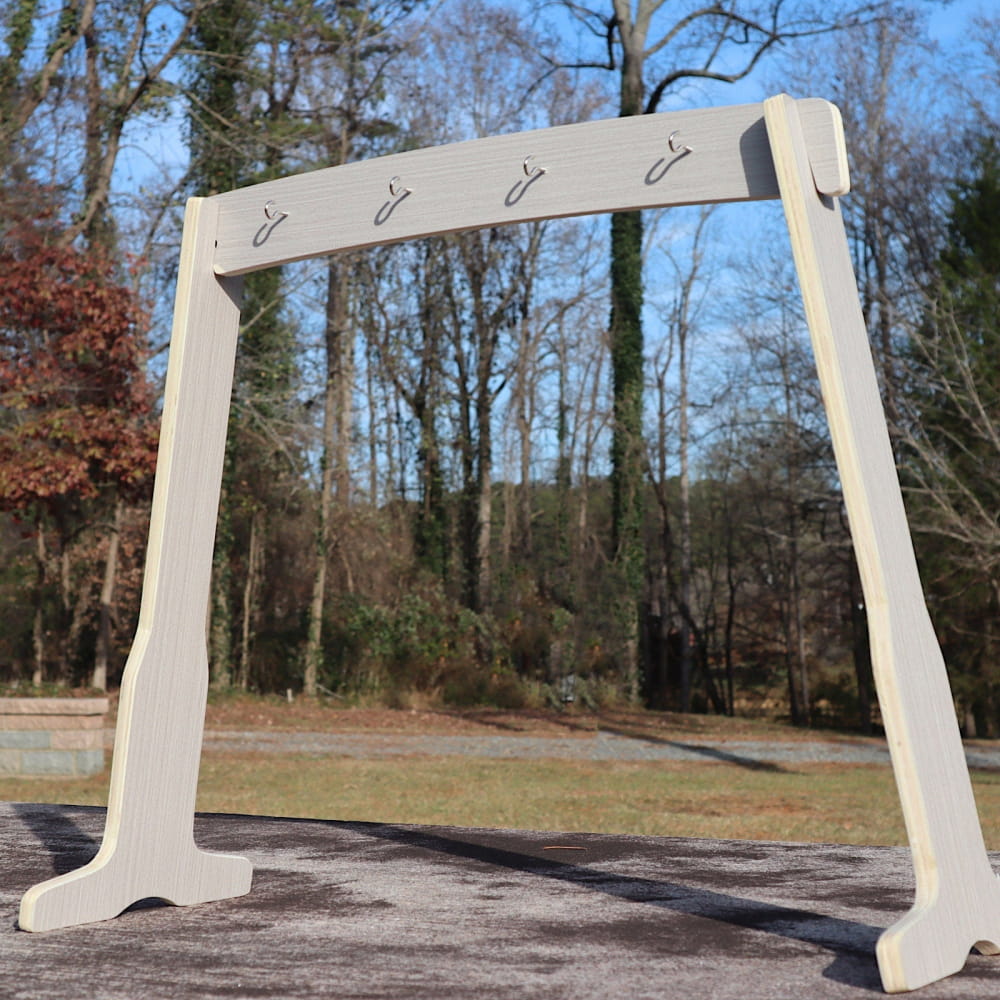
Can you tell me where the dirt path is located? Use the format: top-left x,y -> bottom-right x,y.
199,699 -> 886,743
101,698 -> 1000,768
199,724 -> 1000,770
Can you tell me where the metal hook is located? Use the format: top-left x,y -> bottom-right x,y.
389,176 -> 411,197
263,200 -> 287,221
523,155 -> 547,179
668,131 -> 693,155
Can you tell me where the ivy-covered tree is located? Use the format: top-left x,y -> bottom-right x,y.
187,0 -> 304,690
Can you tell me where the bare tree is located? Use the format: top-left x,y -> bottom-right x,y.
296,1 -> 422,696
545,0 -> 889,700
644,207 -> 714,710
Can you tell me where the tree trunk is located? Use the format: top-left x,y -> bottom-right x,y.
783,361 -> 810,725
414,393 -> 447,579
303,485 -> 329,699
60,535 -> 89,684
209,482 -> 234,688
555,329 -> 572,584
32,520 -> 47,687
610,208 -> 644,700
476,484 -> 493,610
784,599 -> 802,726
366,336 -> 380,504
607,0 -> 650,701
724,550 -> 738,717
849,553 -> 874,734
501,476 -> 515,567
304,258 -> 349,697
789,532 -> 810,724
334,274 -> 354,504
238,508 -> 263,691
80,15 -> 117,250
515,313 -> 537,562
92,500 -> 123,691
678,317 -> 694,713
475,385 -> 493,613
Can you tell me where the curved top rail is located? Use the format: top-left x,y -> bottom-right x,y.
211,96 -> 847,276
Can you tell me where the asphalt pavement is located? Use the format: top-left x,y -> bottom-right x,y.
6,803 -> 1000,999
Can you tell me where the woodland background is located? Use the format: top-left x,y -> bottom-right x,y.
1,0 -> 998,734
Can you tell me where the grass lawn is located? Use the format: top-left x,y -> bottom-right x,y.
2,750 -> 1000,848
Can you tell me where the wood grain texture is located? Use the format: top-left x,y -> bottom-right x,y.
212,100 -> 845,277
764,93 -> 1000,993
19,198 -> 253,932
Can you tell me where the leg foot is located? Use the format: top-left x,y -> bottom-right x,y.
877,877 -> 1000,992
19,845 -> 252,932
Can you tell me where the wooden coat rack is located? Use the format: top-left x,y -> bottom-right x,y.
18,95 -> 1000,994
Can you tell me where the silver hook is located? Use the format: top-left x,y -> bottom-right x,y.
263,200 -> 287,221
523,155 -> 547,179
668,130 -> 693,155
389,176 -> 412,197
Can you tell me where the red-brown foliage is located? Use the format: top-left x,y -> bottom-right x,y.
0,231 -> 158,511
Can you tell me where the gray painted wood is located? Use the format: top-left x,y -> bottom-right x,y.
211,100 -> 847,276
19,198 -> 252,932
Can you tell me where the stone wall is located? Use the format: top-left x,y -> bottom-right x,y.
0,698 -> 108,776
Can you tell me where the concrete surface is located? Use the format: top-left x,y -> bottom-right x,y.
3,802 -> 1000,999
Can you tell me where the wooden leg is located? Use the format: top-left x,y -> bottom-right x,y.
19,198 -> 253,932
764,94 -> 1000,992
